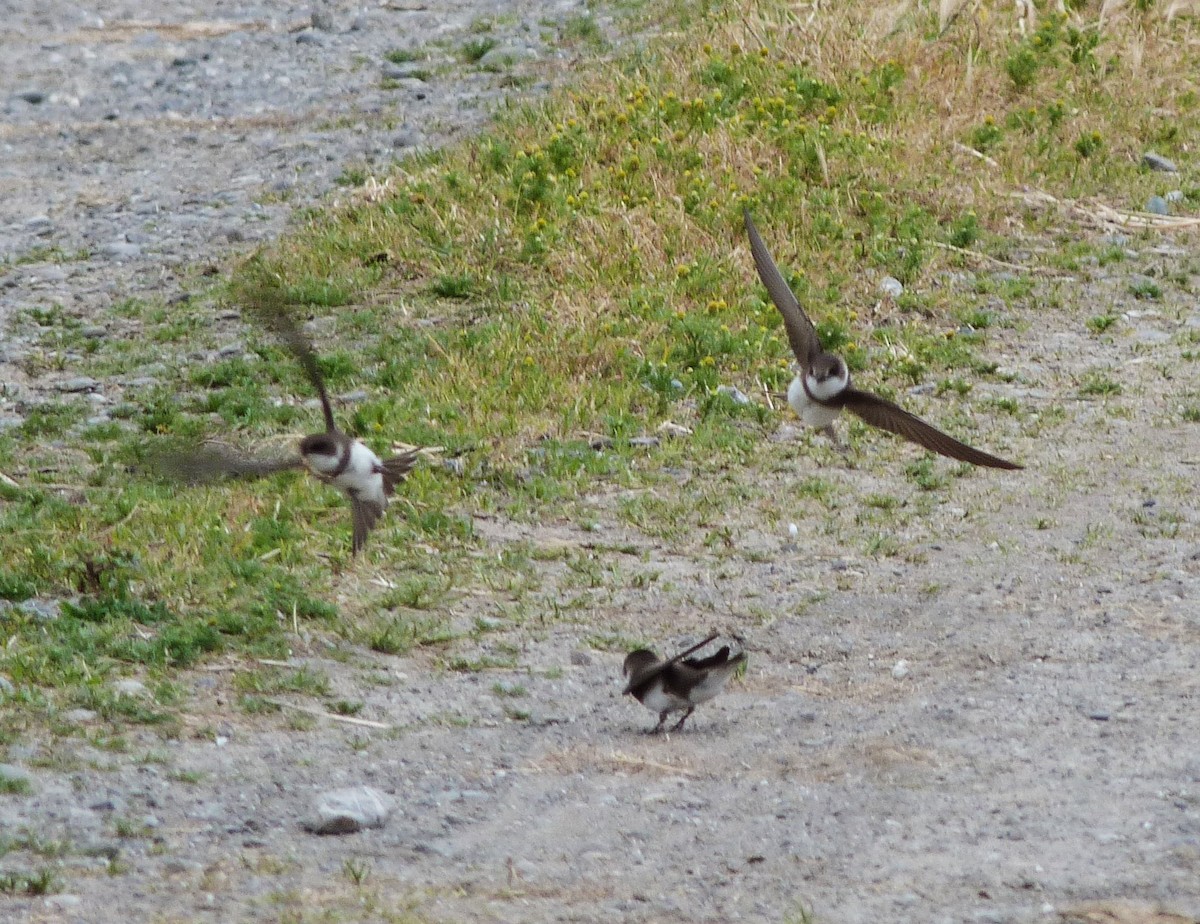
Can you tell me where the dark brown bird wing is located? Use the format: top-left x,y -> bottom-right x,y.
683,646 -> 733,670
380,451 -> 419,496
149,445 -> 304,484
743,209 -> 821,367
350,497 -> 385,555
241,293 -> 337,434
841,389 -> 1022,470
623,634 -> 719,694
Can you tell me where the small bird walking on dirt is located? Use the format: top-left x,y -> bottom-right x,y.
622,635 -> 747,733
743,209 -> 1021,470
154,296 -> 417,554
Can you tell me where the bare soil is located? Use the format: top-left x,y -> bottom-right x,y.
2,3 -> 1198,924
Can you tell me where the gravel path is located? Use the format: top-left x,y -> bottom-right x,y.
1,0 -> 594,398
3,5 -> 1200,924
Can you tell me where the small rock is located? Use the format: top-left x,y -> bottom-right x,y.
16,90 -> 46,105
879,276 -> 903,298
628,436 -> 659,449
788,523 -> 799,539
81,325 -> 107,339
393,128 -> 425,148
57,376 -> 99,393
441,457 -> 466,476
1165,189 -> 1185,203
101,240 -> 142,259
296,31 -> 324,46
384,63 -> 427,81
1146,195 -> 1170,216
656,421 -> 692,438
0,676 -> 13,695
24,215 -> 53,236
892,660 -> 910,680
19,599 -> 61,622
311,8 -> 336,30
63,708 -> 98,723
716,384 -> 750,405
216,341 -> 244,359
338,389 -> 369,404
306,786 -> 392,835
1088,711 -> 1110,722
42,895 -> 81,910
570,651 -> 592,667
1142,151 -> 1178,172
478,44 -> 540,67
111,679 -> 148,697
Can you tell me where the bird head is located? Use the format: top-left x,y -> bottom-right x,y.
299,433 -> 341,474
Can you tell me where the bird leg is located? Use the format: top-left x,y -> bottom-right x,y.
670,707 -> 695,733
647,712 -> 669,734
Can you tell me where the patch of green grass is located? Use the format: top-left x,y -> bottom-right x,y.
385,48 -> 424,65
234,666 -> 331,698
1087,314 -> 1118,333
1129,277 -> 1161,300
1079,370 -> 1122,397
461,37 -> 498,63
0,868 -> 59,896
0,772 -> 31,796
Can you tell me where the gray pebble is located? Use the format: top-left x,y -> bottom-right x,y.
338,389 -> 369,404
62,708 -> 98,723
1165,189 -> 1185,203
296,32 -> 325,46
441,457 -> 467,476
478,44 -> 540,67
716,384 -> 750,405
0,676 -> 13,695
216,341 -> 244,359
0,416 -> 23,432
111,679 -> 148,697
879,275 -> 903,298
19,598 -> 62,621
1146,195 -> 1169,215
57,376 -> 99,393
570,651 -> 593,666
81,325 -> 107,339
628,436 -> 660,448
306,785 -> 392,834
1142,151 -> 1178,172
101,241 -> 142,259
384,63 -> 428,80
24,215 -> 53,236
16,90 -> 46,104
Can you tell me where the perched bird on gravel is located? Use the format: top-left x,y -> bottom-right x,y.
743,209 -> 1021,470
622,634 -> 746,733
153,296 -> 417,554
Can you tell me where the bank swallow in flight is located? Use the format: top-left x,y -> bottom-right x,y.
622,634 -> 747,733
155,299 -> 417,554
743,210 -> 1021,470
